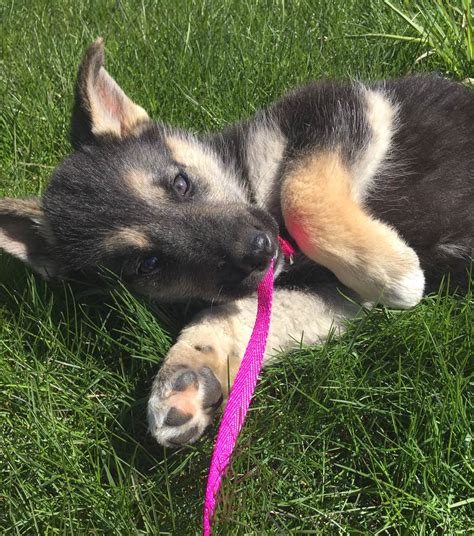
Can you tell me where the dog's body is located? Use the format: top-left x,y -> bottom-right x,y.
1,40 -> 473,446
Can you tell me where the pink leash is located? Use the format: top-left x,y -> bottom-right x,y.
203,237 -> 295,535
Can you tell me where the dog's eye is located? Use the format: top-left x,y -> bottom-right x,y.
173,172 -> 191,196
138,255 -> 159,274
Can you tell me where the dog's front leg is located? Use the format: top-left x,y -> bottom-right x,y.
148,287 -> 358,446
147,300 -> 252,447
281,152 -> 426,309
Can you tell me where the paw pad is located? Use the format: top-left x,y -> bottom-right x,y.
164,407 -> 193,427
148,365 -> 224,447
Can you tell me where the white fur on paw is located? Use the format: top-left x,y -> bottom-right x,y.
148,366 -> 223,447
383,266 -> 425,309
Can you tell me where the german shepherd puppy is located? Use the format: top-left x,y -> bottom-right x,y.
1,40 -> 472,446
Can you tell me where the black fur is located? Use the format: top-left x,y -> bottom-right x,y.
369,76 -> 474,290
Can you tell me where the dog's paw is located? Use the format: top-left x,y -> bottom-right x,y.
148,365 -> 223,447
382,263 -> 425,309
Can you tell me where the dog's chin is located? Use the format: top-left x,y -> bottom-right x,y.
219,277 -> 263,301
214,247 -> 287,303
216,255 -> 283,302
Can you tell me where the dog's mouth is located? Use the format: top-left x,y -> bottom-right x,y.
215,240 -> 287,300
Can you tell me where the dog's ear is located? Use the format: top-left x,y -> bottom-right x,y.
71,38 -> 150,148
0,198 -> 57,278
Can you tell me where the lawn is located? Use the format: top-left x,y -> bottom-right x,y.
1,0 -> 473,534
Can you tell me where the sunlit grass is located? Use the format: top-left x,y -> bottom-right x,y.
355,0 -> 473,77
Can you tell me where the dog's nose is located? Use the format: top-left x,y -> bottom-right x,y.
240,231 -> 275,273
252,232 -> 271,253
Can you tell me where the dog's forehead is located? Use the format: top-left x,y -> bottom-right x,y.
166,135 -> 226,180
164,134 -> 246,202
45,128 -> 247,222
50,135 -> 165,188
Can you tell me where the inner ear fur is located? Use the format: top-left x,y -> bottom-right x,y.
71,38 -> 150,148
0,198 -> 56,278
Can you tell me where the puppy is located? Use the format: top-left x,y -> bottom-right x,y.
1,39 -> 472,446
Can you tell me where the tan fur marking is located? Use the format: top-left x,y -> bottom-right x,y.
165,135 -> 245,202
281,151 -> 424,307
124,169 -> 164,202
166,136 -> 220,175
103,227 -> 150,252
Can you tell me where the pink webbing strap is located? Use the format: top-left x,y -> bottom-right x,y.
203,237 -> 295,535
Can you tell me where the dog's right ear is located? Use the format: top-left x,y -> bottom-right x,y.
71,38 -> 150,149
0,198 -> 57,278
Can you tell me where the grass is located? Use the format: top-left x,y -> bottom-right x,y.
1,0 -> 473,533
356,0 -> 473,78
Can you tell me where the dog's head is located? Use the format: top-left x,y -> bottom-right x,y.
0,39 -> 279,302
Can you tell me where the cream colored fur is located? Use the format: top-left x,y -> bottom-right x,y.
246,122 -> 287,208
148,286 -> 360,445
88,66 -> 149,138
351,88 -> 399,202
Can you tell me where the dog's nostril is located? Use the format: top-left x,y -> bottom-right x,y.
236,231 -> 275,273
252,232 -> 272,254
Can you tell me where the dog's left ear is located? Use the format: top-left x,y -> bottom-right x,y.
0,198 -> 57,278
71,38 -> 150,148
